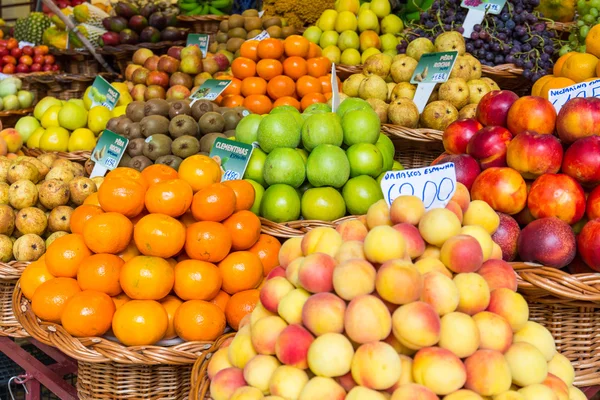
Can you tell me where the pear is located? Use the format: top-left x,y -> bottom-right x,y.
68,128 -> 96,152
363,53 -> 393,79
406,38 -> 434,61
434,32 -> 466,55
357,10 -> 379,32
420,100 -> 459,130
482,77 -> 500,91
450,56 -> 472,80
366,98 -> 389,123
388,98 -> 419,128
343,74 -> 367,97
58,102 -> 88,131
464,54 -> 482,80
459,104 -> 478,119
390,57 -> 418,83
40,105 -> 62,129
358,75 -> 388,102
391,82 -> 417,101
369,0 -> 391,18
438,78 -> 470,110
467,79 -> 492,104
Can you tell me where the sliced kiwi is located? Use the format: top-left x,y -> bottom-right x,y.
115,118 -> 133,137
228,14 -> 245,29
169,100 -> 192,119
222,110 -> 241,131
200,133 -> 226,153
144,98 -> 170,117
228,27 -> 247,39
127,138 -> 145,157
155,155 -> 183,171
191,100 -> 215,121
127,122 -> 143,139
219,20 -> 229,32
140,115 -> 170,137
143,134 -> 173,161
126,101 -> 145,122
199,112 -> 226,135
129,155 -> 153,171
263,17 -> 282,28
172,135 -> 200,159
226,37 -> 245,53
169,115 -> 199,138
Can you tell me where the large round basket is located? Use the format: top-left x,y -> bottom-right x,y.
335,64 -> 362,81
23,72 -> 121,101
51,49 -> 101,76
177,15 -> 228,35
0,108 -> 34,129
382,124 -> 443,142
22,147 -> 91,165
189,333 -> 235,400
481,64 -> 532,94
0,261 -> 29,338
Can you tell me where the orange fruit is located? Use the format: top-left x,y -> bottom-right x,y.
222,94 -> 245,108
141,164 -> 178,187
105,167 -> 148,191
284,35 -> 310,58
248,234 -> 282,276
120,255 -> 175,300
178,155 -> 222,192
174,300 -> 226,341
160,295 -> 183,340
98,177 -> 146,218
174,259 -> 222,301
240,40 -> 259,62
82,212 -> 133,254
112,300 -> 168,346
185,221 -> 232,263
70,204 -> 104,235
531,74 -> 555,97
319,74 -> 341,93
267,75 -> 296,100
223,210 -> 261,251
243,94 -> 273,114
561,53 -> 599,83
301,93 -> 327,111
297,75 -> 322,98
539,77 -> 577,100
586,24 -> 600,57
241,76 -> 268,97
191,183 -> 237,222
46,234 -> 92,278
553,52 -> 576,77
210,290 -> 230,312
134,214 -> 186,258
77,253 -> 124,296
61,290 -> 115,337
117,241 -> 141,262
257,38 -> 284,60
179,210 -> 197,227
307,57 -> 331,78
145,179 -> 193,217
20,256 -> 54,300
31,277 -> 81,323
218,251 -> 263,295
307,42 -> 322,59
112,292 -> 130,309
283,56 -> 308,80
225,289 -> 260,331
257,59 -> 283,81
222,180 -> 255,211
273,96 -> 301,111
221,77 -> 242,96
231,57 -> 257,80
83,192 -> 101,207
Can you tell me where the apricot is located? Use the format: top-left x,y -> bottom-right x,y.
419,208 -> 462,247
440,234 -> 484,273
275,324 -> 314,369
392,301 -> 441,350
494,391 -> 525,400
297,253 -> 336,293
464,200 -> 500,234
444,389 -> 484,399
251,315 -> 288,355
451,182 -> 471,213
336,372 -> 358,392
228,325 -> 258,369
336,219 -> 369,242
376,259 -> 422,305
439,312 -> 480,358
367,199 -> 393,229
569,386 -> 587,400
335,240 -> 366,263
390,383 -> 438,400
472,311 -> 513,353
446,200 -> 464,224
301,227 -> 342,257
351,342 -> 402,390
477,259 -> 517,292
268,365 -> 309,399
512,321 -> 556,361
454,273 -> 491,315
307,333 -> 354,378
346,386 -> 389,400
486,288 -> 529,332
393,223 -> 426,259
345,294 -> 392,344
278,237 -> 303,269
390,195 -> 426,225
412,346 -> 467,395
418,245 -> 441,260
547,353 -> 575,387
517,384 -> 558,400
302,292 -> 346,336
243,354 -> 280,394
298,377 -> 346,400
210,367 -> 247,400
285,257 -> 303,287
464,350 -> 512,396
332,258 -> 377,301
208,347 -> 233,380
364,225 -> 407,263
277,288 -> 310,325
259,276 -> 294,313
230,386 -> 264,400
461,225 -> 494,261
420,272 -> 460,316
542,373 -> 569,400
504,342 -> 548,386
415,257 -> 453,278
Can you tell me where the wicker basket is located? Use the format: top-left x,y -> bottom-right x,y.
382,124 -> 443,142
22,72 -> 121,101
52,50 -> 101,76
189,333 -> 235,400
0,108 -> 34,129
22,147 -> 91,164
335,64 -> 362,81
481,64 -> 532,94
0,261 -> 29,338
177,15 -> 228,35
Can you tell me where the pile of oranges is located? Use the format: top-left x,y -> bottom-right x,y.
216,35 -> 342,114
20,158 -> 282,346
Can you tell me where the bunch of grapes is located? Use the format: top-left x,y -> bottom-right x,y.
397,0 -> 559,82
560,0 -> 600,55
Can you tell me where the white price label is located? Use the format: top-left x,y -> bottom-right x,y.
548,79 -> 600,113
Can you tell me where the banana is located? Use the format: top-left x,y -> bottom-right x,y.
178,2 -> 199,10
208,5 -> 225,14
209,0 -> 230,8
405,0 -> 424,13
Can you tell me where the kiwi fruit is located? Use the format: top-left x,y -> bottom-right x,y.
155,155 -> 183,171
219,20 -> 229,32
129,155 -> 153,171
126,101 -> 146,122
228,14 -> 245,29
233,106 -> 251,119
127,138 -> 145,157
217,43 -> 227,51
216,31 -> 228,44
140,115 -> 170,137
222,110 -> 241,131
143,134 -> 173,161
223,130 -> 236,137
169,100 -> 192,119
172,136 -> 200,159
200,133 -> 226,153
263,17 -> 282,28
199,112 -> 226,135
115,118 -> 133,137
247,29 -> 262,39
281,26 -> 295,38
169,115 -> 199,138
244,17 -> 262,32
106,116 -> 123,132
119,153 -> 132,167
228,27 -> 247,39
226,37 -> 245,53
127,122 -> 143,139
242,9 -> 258,17
144,98 -> 170,117
266,25 -> 282,38
191,100 -> 214,120
214,107 -> 230,115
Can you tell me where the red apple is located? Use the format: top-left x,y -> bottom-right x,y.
556,97 -> 600,144
467,126 -> 513,170
22,46 -> 33,56
15,64 -> 29,73
213,53 -> 231,71
507,96 -> 557,135
146,71 -> 170,88
518,217 -> 576,268
506,130 -> 563,179
431,153 -> 481,191
476,90 -> 519,128
527,173 -> 586,225
30,63 -> 42,72
470,167 -> 527,215
166,85 -> 191,100
143,55 -> 160,71
42,64 -> 53,71
157,55 -> 180,74
586,185 -> 600,220
0,48 -> 8,58
131,84 -> 147,102
132,67 -> 150,85
442,118 -> 483,154
52,64 -> 60,71
18,55 -> 33,66
43,55 -> 55,65
491,212 -> 520,261
2,55 -> 16,65
562,136 -> 600,186
10,47 -> 21,58
144,85 -> 166,100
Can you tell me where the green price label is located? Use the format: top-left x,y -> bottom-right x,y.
88,76 -> 120,110
187,34 -> 209,57
461,0 -> 506,14
190,79 -> 232,102
410,51 -> 458,84
91,130 -> 129,171
209,137 -> 254,181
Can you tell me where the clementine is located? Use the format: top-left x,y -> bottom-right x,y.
112,292 -> 131,309
297,75 -> 322,98
61,290 -> 115,337
70,205 -> 104,235
283,56 -> 308,80
218,251 -> 263,294
133,214 -> 186,258
20,256 -> 54,300
120,255 -> 175,300
266,75 -> 296,100
225,289 -> 260,331
191,183 -> 236,222
98,177 -> 146,218
160,295 -> 183,340
174,259 -> 222,301
185,221 -> 232,263
222,180 -> 255,211
240,40 -> 259,62
307,57 -> 331,78
117,241 -> 141,262
221,94 -> 245,108
82,212 -> 133,254
256,59 -> 283,81
210,290 -> 230,312
141,164 -> 179,186
223,210 -> 261,250
243,94 -> 273,114
77,253 -> 124,296
248,234 -> 282,276
46,234 -> 92,278
83,192 -> 101,207
307,42 -> 322,58
257,38 -> 284,60
231,57 -> 257,79
241,77 -> 268,97
105,167 -> 148,191
221,77 -> 242,96
284,35 -> 310,58
178,155 -> 222,192
31,277 -> 81,323
112,300 -> 168,346
301,92 -> 327,111
273,96 -> 301,111
174,300 -> 226,341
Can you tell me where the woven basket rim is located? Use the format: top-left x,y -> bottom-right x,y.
259,216 -> 358,238
0,108 -> 33,118
22,147 -> 91,162
98,40 -> 187,55
382,124 -> 443,142
177,15 -> 229,22
0,261 -> 30,281
0,278 -> 29,338
190,333 -> 235,399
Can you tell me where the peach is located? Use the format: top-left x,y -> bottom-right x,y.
367,199 -> 393,229
279,237 -> 303,269
439,312 -> 480,358
275,324 -> 314,369
268,365 -> 309,399
278,288 -> 310,325
298,377 -> 346,400
301,227 -> 342,257
504,342 -> 548,386
472,311 -> 513,353
297,253 -> 336,293
251,315 -> 288,355
446,200 -> 464,224
333,258 -> 377,301
229,325 -> 258,369
420,272 -> 459,316
464,200 -> 500,234
267,266 -> 286,280
390,383 -> 439,399
486,289 -> 529,332
383,332 -> 416,356
412,347 -> 467,395
263,397 -> 285,400
490,242 -> 503,259
443,390 -> 484,399
345,294 -> 392,343
335,240 -> 366,263
364,225 -> 407,263
440,234 -> 484,273
569,386 -> 587,400
376,259 -> 422,305
494,391 -> 525,400
517,384 -> 559,400
528,174 -> 585,225
547,353 -> 575,387
391,354 -> 415,390
392,301 -> 441,350
419,208 -> 462,247
307,333 -> 354,377
512,321 -> 556,361
260,277 -> 295,313
336,219 -> 369,242
415,257 -> 453,278
464,350 -> 512,396
302,292 -> 346,336
208,347 -> 234,380
250,302 -> 276,328
285,257 -> 304,287
336,372 -> 357,392
453,273 -> 490,316
393,223 -> 426,259
210,367 -> 247,400
390,195 -> 426,225
243,354 -> 281,394
467,125 -> 512,170
346,386 -> 389,400
230,386 -> 264,400
351,342 -> 402,390
461,225 -> 494,261
239,314 -> 252,330
451,183 -> 471,213
542,373 -> 569,400
418,245 -> 441,260
477,260 -> 517,292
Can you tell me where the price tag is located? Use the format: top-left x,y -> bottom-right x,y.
90,130 -> 129,178
189,79 -> 232,104
88,76 -> 120,110
410,51 -> 458,113
548,79 -> 600,113
258,10 -> 265,17
331,63 -> 340,112
461,0 -> 507,37
248,30 -> 270,41
380,162 -> 457,210
18,41 -> 35,49
209,137 -> 254,181
187,33 -> 209,58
